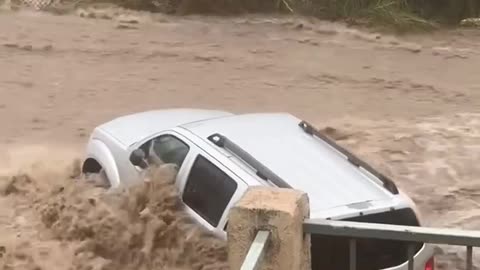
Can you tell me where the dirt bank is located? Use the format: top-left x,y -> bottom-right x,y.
1,6 -> 480,270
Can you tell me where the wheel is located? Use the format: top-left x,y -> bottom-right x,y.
84,169 -> 110,188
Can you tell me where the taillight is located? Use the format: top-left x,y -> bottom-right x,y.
425,256 -> 434,270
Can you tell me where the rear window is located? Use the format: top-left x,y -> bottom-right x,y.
311,208 -> 422,270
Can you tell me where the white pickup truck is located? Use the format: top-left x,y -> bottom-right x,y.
80,108 -> 435,270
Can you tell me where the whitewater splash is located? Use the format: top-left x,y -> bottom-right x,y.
0,145 -> 228,270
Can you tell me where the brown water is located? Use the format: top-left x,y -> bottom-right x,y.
0,149 -> 228,270
323,114 -> 480,270
1,5 -> 480,270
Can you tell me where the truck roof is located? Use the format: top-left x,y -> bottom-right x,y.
97,108 -> 233,146
97,108 -> 401,216
181,112 -> 395,214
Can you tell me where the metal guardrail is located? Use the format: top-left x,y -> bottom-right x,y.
240,230 -> 270,270
240,220 -> 479,270
304,219 -> 478,270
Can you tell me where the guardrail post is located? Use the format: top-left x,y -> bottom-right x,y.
227,186 -> 311,270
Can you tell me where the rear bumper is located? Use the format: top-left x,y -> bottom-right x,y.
382,243 -> 435,270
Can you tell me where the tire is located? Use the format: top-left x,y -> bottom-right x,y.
84,169 -> 110,188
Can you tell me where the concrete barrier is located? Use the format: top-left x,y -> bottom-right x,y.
227,186 -> 311,270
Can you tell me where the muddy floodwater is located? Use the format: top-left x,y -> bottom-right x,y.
1,7 -> 480,270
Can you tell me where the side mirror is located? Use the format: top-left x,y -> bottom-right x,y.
129,149 -> 148,169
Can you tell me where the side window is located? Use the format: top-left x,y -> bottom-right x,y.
183,155 -> 238,227
145,135 -> 190,168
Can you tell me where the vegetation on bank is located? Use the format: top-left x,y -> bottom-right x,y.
104,0 -> 479,31
5,0 -> 479,31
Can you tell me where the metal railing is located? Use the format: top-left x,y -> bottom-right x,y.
304,219 -> 478,270
240,230 -> 270,270
241,220 -> 480,270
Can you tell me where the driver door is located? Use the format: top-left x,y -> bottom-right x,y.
127,130 -> 194,189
